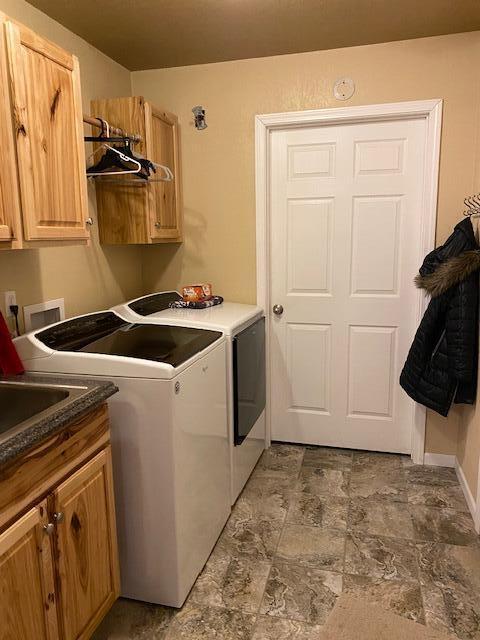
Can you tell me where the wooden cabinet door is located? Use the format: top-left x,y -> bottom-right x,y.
145,103 -> 183,241
52,447 -> 120,640
0,501 -> 59,640
0,16 -> 22,247
5,20 -> 89,242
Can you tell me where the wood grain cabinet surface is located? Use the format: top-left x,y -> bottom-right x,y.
0,13 -> 90,249
91,96 -> 183,245
0,15 -> 24,249
0,406 -> 120,640
0,502 -> 59,640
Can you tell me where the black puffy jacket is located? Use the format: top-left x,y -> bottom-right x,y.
400,217 -> 480,416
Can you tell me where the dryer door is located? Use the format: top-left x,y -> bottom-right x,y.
233,317 -> 266,445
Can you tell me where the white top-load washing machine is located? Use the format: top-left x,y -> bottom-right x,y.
14,310 -> 230,607
111,291 -> 266,503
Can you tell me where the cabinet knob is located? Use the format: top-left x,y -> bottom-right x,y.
86,217 -> 94,226
43,523 -> 55,536
53,511 -> 65,524
154,222 -> 161,228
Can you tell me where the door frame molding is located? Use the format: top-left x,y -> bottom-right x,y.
255,99 -> 443,463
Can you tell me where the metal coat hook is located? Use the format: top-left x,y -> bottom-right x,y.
192,106 -> 207,130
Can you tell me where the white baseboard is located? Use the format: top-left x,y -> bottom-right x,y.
455,458 -> 480,534
426,454 -> 480,535
423,453 -> 456,468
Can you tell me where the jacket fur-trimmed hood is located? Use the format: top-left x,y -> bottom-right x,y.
415,250 -> 480,297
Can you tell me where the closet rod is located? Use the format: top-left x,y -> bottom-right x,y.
83,115 -> 143,144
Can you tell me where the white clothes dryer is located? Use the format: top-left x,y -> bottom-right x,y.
112,292 -> 266,503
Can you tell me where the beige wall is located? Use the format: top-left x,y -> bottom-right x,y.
457,402 -> 480,501
132,31 -> 480,463
0,3 -> 478,494
0,0 -> 142,329
456,121 -> 480,502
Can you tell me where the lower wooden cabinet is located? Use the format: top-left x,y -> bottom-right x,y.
0,410 -> 120,640
0,501 -> 59,640
53,449 -> 119,639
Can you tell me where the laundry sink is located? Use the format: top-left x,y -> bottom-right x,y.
0,380 -> 89,445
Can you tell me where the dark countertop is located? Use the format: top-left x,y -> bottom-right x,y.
0,373 -> 118,468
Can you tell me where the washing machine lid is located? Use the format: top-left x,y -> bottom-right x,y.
35,312 -> 222,367
119,292 -> 263,335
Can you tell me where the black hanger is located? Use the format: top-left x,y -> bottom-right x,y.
85,118 -> 162,181
86,139 -> 143,177
87,147 -> 133,175
115,138 -> 156,180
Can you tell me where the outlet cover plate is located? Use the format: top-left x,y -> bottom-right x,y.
4,291 -> 16,318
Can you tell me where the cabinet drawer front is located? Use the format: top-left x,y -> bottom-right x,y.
53,446 -> 120,640
5,21 -> 89,241
0,404 -> 109,530
0,502 -> 59,640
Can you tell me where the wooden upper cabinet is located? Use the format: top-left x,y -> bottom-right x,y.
0,17 -> 22,248
0,502 -> 59,640
4,19 -> 89,242
145,103 -> 182,240
91,96 -> 183,244
52,447 -> 120,640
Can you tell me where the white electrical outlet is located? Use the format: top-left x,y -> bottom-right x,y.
4,291 -> 17,318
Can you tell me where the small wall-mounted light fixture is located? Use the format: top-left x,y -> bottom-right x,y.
192,106 -> 207,130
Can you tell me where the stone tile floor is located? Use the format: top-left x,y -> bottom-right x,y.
93,444 -> 480,639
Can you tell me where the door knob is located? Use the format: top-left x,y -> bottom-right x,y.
273,304 -> 284,316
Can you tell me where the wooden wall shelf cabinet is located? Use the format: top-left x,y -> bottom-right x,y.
0,14 -> 90,250
91,96 -> 183,245
0,404 -> 120,640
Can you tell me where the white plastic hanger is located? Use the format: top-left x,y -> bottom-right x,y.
151,162 -> 174,182
134,153 -> 174,182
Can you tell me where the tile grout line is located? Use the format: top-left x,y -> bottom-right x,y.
403,466 -> 436,627
404,461 -> 428,628
342,460 -> 353,581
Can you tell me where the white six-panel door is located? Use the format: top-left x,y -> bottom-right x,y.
269,118 -> 427,453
